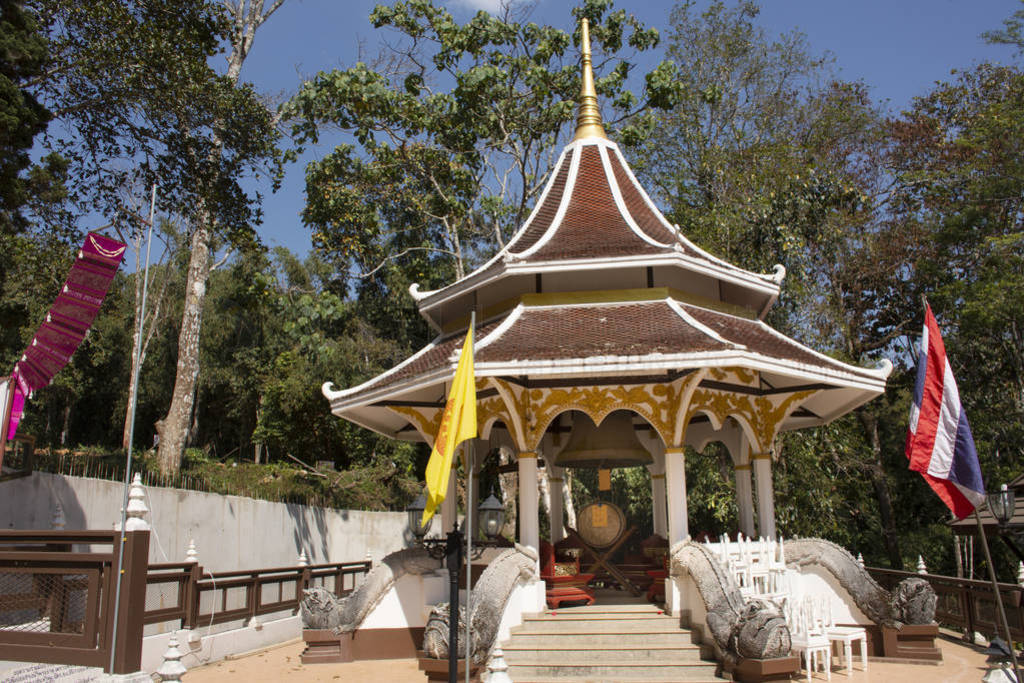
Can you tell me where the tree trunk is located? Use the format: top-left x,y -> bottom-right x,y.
157,219 -> 211,474
562,470 -> 577,530
153,0 -> 285,474
498,447 -> 517,538
858,409 -> 902,569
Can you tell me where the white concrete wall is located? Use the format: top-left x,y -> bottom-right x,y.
0,472 -> 409,570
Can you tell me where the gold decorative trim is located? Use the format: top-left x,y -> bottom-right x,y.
734,464 -> 752,471
518,451 -> 538,459
650,473 -> 666,480
665,447 -> 687,455
750,453 -> 772,461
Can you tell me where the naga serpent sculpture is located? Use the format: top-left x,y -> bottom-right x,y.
421,544 -> 538,663
670,540 -> 792,665
668,536 -> 938,665
300,547 -> 441,632
783,537 -> 937,627
300,544 -> 538,665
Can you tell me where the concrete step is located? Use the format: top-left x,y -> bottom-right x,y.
510,677 -> 723,683
533,609 -> 671,620
514,617 -> 682,633
506,660 -> 721,680
502,643 -> 703,662
506,629 -> 698,646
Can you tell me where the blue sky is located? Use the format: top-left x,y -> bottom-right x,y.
237,0 -> 1020,258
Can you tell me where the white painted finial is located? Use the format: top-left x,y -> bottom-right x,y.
156,635 -> 187,681
297,550 -> 308,567
916,555 -> 927,574
124,472 -> 150,531
51,502 -> 66,530
186,539 -> 198,564
1017,561 -> 1024,587
487,646 -> 513,683
857,552 -> 865,568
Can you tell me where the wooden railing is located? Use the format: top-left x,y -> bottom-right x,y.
868,566 -> 1024,640
0,530 -> 149,674
143,560 -> 371,630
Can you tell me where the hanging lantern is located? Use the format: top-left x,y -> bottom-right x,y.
552,411 -> 652,469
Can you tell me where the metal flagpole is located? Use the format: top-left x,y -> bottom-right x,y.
465,310 -> 476,683
974,509 -> 1021,682
109,183 -> 157,673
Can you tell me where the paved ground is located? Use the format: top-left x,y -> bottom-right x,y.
182,632 -> 998,682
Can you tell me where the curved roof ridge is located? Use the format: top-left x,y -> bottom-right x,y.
322,331 -> 445,400
599,144 -> 675,249
409,144 -> 576,302
508,140 -> 583,259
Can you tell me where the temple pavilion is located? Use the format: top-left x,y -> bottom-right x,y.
322,20 -> 892,561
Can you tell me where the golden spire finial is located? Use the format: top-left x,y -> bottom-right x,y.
574,17 -> 607,141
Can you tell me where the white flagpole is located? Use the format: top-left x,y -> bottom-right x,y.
974,509 -> 1020,681
110,182 -> 157,673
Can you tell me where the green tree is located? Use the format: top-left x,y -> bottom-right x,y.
0,1 -> 50,234
283,0 -> 681,354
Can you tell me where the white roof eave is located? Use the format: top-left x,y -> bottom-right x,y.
415,251 -> 782,317
325,348 -> 889,413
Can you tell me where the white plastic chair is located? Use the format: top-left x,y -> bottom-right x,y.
818,598 -> 868,676
787,598 -> 831,682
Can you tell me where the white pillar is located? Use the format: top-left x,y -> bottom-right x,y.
441,460 -> 458,534
548,464 -> 566,544
752,453 -> 776,539
518,451 -> 540,560
650,472 -> 667,538
664,446 -> 689,545
735,464 -> 755,538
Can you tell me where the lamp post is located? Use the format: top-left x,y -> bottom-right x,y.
988,484 -> 1024,564
406,491 -> 505,683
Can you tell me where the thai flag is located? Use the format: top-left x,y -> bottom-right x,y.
906,304 -> 985,519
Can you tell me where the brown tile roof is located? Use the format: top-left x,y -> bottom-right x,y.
605,151 -> 682,247
343,319 -> 504,396
334,299 -> 880,407
505,148 -> 574,254
478,301 -> 727,361
680,304 -> 868,376
524,145 -> 672,261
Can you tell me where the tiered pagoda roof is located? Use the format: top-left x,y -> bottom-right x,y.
323,20 -> 890,444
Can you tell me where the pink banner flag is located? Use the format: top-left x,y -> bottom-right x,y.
5,232 -> 126,440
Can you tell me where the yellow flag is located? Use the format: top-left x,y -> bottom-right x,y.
422,327 -> 476,528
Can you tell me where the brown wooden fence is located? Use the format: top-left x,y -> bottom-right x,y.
0,530 -> 149,674
0,529 -> 372,674
143,559 -> 372,630
868,566 -> 1024,640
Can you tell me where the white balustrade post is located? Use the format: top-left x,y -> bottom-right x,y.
119,472 -> 150,531
487,646 -> 513,683
51,502 -> 66,530
156,635 -> 187,681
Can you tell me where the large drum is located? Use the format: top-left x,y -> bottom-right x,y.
576,501 -> 626,549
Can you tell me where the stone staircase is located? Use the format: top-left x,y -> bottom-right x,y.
501,599 -> 723,682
